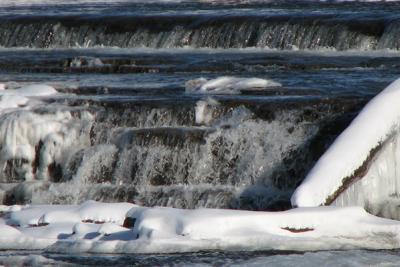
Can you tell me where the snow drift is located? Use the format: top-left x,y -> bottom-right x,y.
2,201 -> 400,254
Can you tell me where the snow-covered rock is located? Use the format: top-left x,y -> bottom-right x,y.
186,76 -> 281,94
291,78 -> 400,216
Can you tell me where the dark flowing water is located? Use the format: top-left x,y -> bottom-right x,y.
0,0 -> 399,265
1,249 -> 400,266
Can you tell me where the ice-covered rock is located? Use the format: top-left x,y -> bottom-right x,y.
291,78 -> 400,218
186,76 -> 281,94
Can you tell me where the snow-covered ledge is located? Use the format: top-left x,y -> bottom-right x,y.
292,78 -> 400,214
3,201 -> 400,253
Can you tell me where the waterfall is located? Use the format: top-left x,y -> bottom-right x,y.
0,15 -> 391,50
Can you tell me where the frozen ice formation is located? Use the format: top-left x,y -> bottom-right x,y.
0,83 -> 94,182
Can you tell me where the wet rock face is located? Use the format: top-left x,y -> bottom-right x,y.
0,96 -> 367,211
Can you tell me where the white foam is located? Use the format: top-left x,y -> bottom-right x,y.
186,76 -> 281,95
194,97 -> 219,125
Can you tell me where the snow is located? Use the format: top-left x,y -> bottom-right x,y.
291,78 -> 400,208
0,83 -> 57,113
185,76 -> 281,95
7,201 -> 134,227
0,201 -> 399,254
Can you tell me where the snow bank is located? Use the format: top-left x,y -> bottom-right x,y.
8,201 -> 134,227
185,76 -> 281,94
0,201 -> 135,250
1,201 -> 400,254
292,78 -> 400,208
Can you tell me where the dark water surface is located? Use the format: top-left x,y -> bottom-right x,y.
1,249 -> 400,266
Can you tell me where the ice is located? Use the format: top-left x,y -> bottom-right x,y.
331,129 -> 400,219
292,78 -> 400,208
186,76 -> 281,95
0,83 -> 91,181
0,109 -> 93,181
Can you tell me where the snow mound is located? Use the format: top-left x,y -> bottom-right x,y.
2,200 -> 400,253
185,76 -> 281,94
291,78 -> 400,212
1,202 -> 400,253
8,201 -> 135,227
0,83 -> 57,113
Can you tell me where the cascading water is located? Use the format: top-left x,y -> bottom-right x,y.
0,96 -> 367,210
0,15 -> 395,50
0,0 -> 398,217
1,1 -> 400,264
